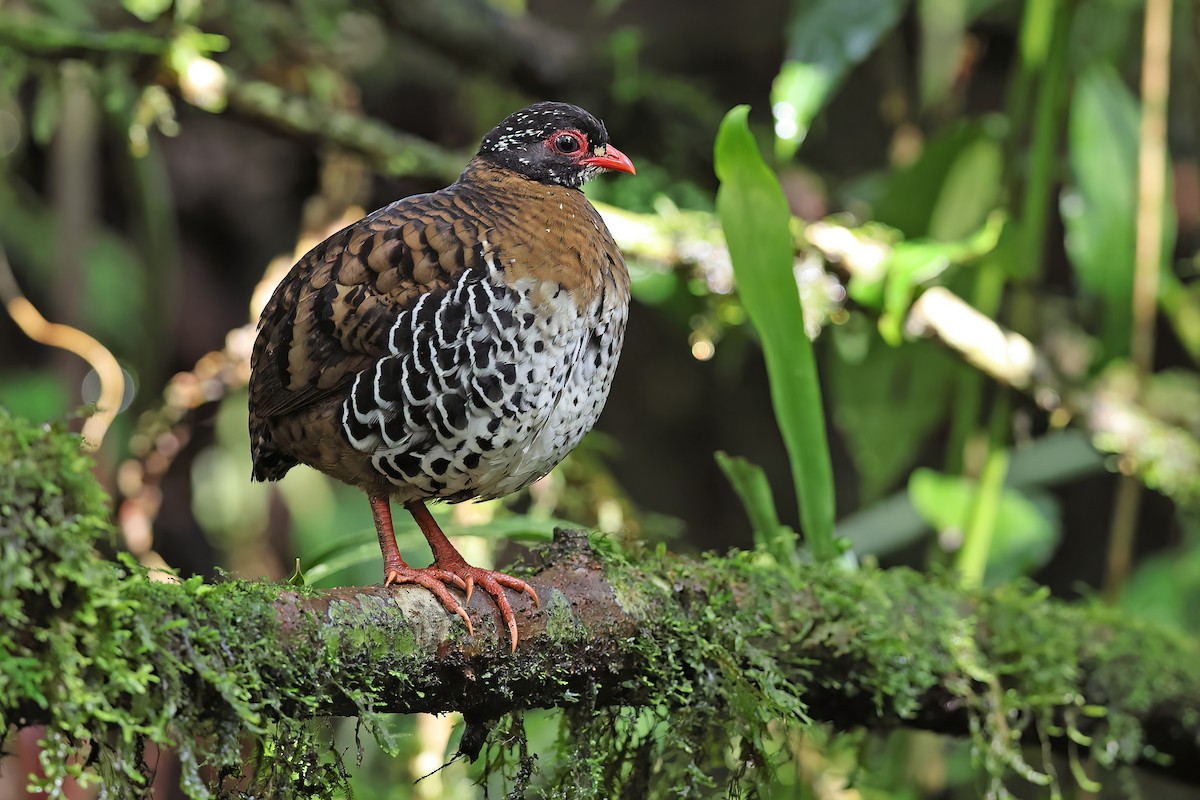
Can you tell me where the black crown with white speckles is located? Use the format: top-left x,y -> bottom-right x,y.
477,102 -> 611,188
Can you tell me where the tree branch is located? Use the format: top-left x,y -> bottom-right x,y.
11,526 -> 1200,785
277,532 -> 1200,786
5,414 -> 1200,794
221,77 -> 465,182
0,10 -> 466,181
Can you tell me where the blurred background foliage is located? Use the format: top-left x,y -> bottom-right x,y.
2,0 -> 1199,796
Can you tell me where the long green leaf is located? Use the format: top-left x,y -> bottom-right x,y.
715,106 -> 836,561
1065,66 -> 1135,356
1064,65 -> 1176,359
873,121 -> 999,239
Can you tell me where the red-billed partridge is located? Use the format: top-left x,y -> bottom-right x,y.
248,102 -> 635,650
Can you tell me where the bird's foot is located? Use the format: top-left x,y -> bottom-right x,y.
384,565 -> 474,635
433,563 -> 540,653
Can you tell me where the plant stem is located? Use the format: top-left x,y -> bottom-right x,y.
945,0 -> 1071,476
1105,0 -> 1173,600
1016,0 -> 1073,284
1104,478 -> 1144,601
1130,0 -> 1172,374
956,396 -> 1011,588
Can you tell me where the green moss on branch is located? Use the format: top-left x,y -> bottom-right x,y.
2,412 -> 1199,798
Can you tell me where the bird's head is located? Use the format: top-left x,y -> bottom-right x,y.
477,101 -> 636,188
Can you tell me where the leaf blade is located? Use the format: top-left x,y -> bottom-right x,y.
715,106 -> 836,561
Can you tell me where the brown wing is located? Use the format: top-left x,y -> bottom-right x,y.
248,190 -> 488,426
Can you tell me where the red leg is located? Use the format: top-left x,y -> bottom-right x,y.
370,495 -> 473,634
405,499 -> 540,652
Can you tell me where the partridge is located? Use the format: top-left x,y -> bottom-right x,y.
248,102 -> 635,650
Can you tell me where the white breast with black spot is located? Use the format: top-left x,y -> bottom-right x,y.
339,251 -> 627,503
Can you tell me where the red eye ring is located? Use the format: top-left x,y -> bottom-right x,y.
549,130 -> 587,155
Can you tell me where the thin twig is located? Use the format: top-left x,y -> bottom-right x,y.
115,157 -> 370,563
0,242 -> 123,451
0,10 -> 465,181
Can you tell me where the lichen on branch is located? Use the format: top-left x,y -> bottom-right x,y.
2,412 -> 1199,798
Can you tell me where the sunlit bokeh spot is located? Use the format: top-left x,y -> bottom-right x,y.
82,367 -> 137,412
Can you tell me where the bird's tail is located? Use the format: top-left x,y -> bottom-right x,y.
249,415 -> 298,482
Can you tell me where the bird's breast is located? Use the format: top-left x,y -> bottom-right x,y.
338,256 -> 628,502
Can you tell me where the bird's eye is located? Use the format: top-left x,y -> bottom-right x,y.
554,134 -> 582,153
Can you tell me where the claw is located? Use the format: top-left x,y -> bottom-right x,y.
454,603 -> 474,637
426,568 -> 469,592
494,573 -> 539,607
383,566 -> 474,636
373,497 -> 479,638
402,498 -> 539,650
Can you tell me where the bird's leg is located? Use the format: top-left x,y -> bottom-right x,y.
370,495 -> 473,634
405,499 -> 540,652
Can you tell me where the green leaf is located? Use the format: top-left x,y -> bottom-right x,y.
714,451 -> 798,563
1063,66 -> 1135,358
875,121 -> 1001,238
771,0 -> 910,158
715,106 -> 836,561
928,135 -> 1003,240
827,333 -> 962,502
876,213 -> 1004,344
122,0 -> 173,23
1063,66 -> 1175,359
838,430 -> 1102,558
1120,533 -> 1200,634
908,468 -> 1061,586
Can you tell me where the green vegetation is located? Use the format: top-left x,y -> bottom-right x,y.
0,410 -> 350,796
715,106 -> 837,563
3,0 -> 1200,797
5,412 -> 1200,798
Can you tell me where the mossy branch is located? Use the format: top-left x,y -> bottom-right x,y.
4,415 -> 1200,797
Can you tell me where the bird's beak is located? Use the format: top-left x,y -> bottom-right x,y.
582,144 -> 636,175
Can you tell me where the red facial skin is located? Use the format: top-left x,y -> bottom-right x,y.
547,129 -> 637,175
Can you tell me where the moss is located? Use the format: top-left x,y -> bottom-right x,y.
4,411 -> 1198,798
519,545 -> 1200,798
542,589 -> 586,644
0,411 -> 363,798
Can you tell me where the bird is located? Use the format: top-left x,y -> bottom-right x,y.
248,102 -> 635,651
